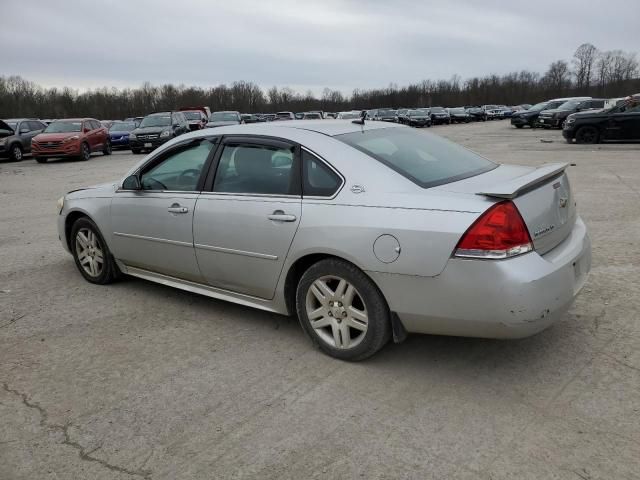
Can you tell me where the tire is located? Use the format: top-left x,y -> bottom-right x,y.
131,148 -> 141,154
79,142 -> 91,161
9,144 -> 23,161
575,126 -> 599,144
102,139 -> 112,155
515,125 -> 524,129
296,258 -> 391,361
70,217 -> 120,285
35,157 -> 48,163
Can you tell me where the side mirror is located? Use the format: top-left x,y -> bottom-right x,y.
122,174 -> 141,190
173,123 -> 179,129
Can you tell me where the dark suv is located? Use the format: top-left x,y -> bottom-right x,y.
0,119 -> 47,161
538,98 -> 605,129
563,95 -> 640,144
510,99 -> 570,128
129,112 -> 190,153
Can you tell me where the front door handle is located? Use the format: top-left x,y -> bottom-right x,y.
168,203 -> 189,214
268,210 -> 297,222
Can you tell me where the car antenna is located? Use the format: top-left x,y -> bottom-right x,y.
352,110 -> 366,125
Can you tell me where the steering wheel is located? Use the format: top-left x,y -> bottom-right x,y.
142,177 -> 167,190
177,168 -> 201,184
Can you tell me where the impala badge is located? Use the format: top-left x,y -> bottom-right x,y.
559,197 -> 568,208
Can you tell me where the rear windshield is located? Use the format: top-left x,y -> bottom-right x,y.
44,121 -> 82,133
109,122 -> 136,131
336,128 -> 496,188
183,111 -> 202,120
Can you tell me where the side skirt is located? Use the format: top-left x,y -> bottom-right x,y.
121,264 -> 285,315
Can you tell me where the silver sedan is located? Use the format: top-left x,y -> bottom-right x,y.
57,120 -> 591,360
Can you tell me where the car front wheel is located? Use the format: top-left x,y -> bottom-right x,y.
70,217 -> 120,284
79,142 -> 91,161
575,126 -> 599,144
296,258 -> 391,361
103,140 -> 112,155
10,144 -> 23,161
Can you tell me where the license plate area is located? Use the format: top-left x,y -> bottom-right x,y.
144,143 -> 152,148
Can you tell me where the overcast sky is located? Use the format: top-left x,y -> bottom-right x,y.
2,0 -> 639,95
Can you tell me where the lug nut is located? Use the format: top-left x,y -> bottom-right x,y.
342,311 -> 347,317
328,312 -> 333,317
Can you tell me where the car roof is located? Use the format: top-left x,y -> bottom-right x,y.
5,118 -> 37,122
195,119 -> 402,137
54,118 -> 93,122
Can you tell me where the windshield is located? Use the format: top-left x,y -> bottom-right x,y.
139,115 -> 171,128
211,112 -> 238,122
528,102 -> 549,112
408,110 -> 425,116
449,108 -> 465,114
378,109 -> 395,116
430,107 -> 445,113
337,128 -> 496,188
183,111 -> 202,120
44,121 -> 82,133
109,122 -> 136,132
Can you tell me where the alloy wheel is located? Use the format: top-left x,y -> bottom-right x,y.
75,228 -> 104,277
305,275 -> 368,349
12,145 -> 22,161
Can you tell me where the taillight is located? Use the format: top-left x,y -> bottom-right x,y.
454,201 -> 533,259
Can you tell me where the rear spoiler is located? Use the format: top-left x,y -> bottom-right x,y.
477,163 -> 569,199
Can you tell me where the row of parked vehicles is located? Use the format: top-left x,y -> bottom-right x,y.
510,94 -> 640,144
2,95 -> 638,162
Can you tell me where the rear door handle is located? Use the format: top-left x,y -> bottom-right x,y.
168,203 -> 189,214
268,210 -> 297,222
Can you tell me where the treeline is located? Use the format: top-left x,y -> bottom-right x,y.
1,43 -> 638,119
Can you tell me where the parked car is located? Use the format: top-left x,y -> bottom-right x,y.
497,106 -> 514,118
263,114 -> 277,122
396,109 -> 410,123
294,113 -> 304,120
274,112 -> 295,121
182,110 -> 209,130
108,121 -> 137,149
538,98 -> 605,129
481,105 -> 503,120
0,118 -> 47,161
466,107 -> 487,121
129,112 -> 190,154
325,112 -> 337,119
100,120 -> 115,129
303,112 -> 323,120
125,117 -> 144,127
511,99 -> 576,128
179,106 -> 211,120
336,111 -> 361,120
56,121 -> 591,360
206,111 -> 242,128
32,118 -> 111,163
429,107 -> 451,125
403,109 -> 431,127
241,114 -> 260,124
563,94 -> 640,144
448,108 -> 472,123
375,109 -> 397,122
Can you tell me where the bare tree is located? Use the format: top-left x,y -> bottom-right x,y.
542,60 -> 572,94
573,43 -> 598,90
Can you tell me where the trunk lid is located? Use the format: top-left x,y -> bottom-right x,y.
438,163 -> 576,255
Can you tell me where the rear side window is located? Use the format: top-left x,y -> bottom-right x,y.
213,143 -> 299,196
28,121 -> 45,131
302,150 -> 341,197
336,128 -> 496,188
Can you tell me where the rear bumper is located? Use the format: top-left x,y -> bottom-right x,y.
368,217 -> 591,339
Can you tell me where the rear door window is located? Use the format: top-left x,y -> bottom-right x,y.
213,142 -> 300,196
336,128 -> 496,188
302,149 -> 342,197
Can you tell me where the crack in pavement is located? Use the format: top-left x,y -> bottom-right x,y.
2,382 -> 152,479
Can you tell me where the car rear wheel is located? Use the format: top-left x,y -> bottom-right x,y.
103,140 -> 112,155
70,217 -> 120,284
79,142 -> 91,161
576,126 -> 599,144
10,144 -> 23,161
296,258 -> 391,361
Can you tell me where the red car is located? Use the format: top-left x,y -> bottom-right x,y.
32,118 -> 111,163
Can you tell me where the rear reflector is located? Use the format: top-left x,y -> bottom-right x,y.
454,201 -> 533,259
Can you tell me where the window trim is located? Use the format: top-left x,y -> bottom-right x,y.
301,147 -> 345,200
202,135 -> 302,198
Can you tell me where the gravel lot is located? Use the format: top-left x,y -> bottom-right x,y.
1,121 -> 639,480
